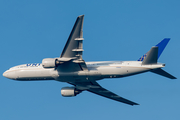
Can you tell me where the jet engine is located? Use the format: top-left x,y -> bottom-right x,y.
42,58 -> 72,68
61,87 -> 82,97
42,58 -> 60,68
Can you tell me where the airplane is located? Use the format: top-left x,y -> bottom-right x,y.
3,15 -> 176,106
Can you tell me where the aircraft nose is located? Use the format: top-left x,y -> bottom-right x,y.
3,70 -> 17,80
3,71 -> 9,78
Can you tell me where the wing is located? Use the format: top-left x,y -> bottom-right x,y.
59,15 -> 87,71
69,81 -> 139,106
60,15 -> 138,105
61,15 -> 84,59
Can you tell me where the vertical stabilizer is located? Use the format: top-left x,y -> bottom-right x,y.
138,38 -> 170,61
155,38 -> 170,59
142,46 -> 158,65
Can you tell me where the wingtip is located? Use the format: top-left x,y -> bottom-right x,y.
78,15 -> 84,18
128,102 -> 139,106
172,77 -> 177,79
132,103 -> 140,106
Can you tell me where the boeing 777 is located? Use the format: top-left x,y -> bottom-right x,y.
3,15 -> 176,105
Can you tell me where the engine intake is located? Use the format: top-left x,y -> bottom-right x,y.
61,87 -> 82,97
42,58 -> 59,68
42,58 -> 72,68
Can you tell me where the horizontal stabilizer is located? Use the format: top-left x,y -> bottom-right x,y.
142,46 -> 158,65
151,68 -> 176,79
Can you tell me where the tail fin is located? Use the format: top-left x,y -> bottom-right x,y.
137,38 -> 176,79
138,38 -> 170,62
142,46 -> 158,65
156,38 -> 170,59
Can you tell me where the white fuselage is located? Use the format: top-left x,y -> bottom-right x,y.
3,61 -> 164,82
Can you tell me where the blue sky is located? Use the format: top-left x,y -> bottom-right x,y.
0,0 -> 180,120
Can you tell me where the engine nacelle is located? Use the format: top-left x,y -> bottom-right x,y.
61,87 -> 82,97
42,58 -> 57,68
